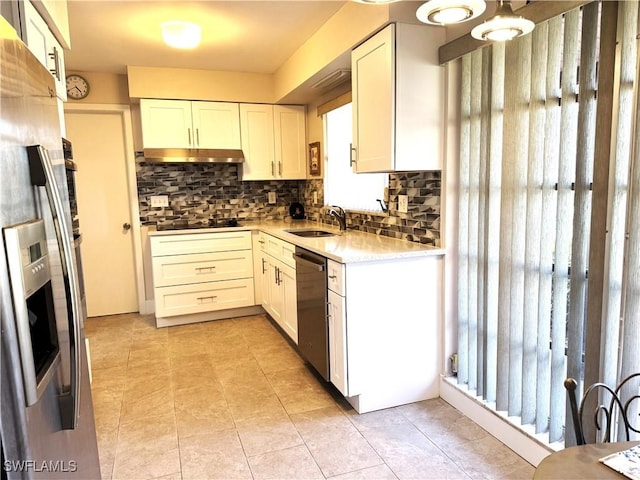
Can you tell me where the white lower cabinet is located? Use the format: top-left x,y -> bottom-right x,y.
150,231 -> 255,324
326,256 -> 443,413
327,289 -> 348,396
252,233 -> 297,343
155,278 -> 254,318
279,262 -> 297,343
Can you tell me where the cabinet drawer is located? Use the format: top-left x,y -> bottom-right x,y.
152,251 -> 253,287
150,231 -> 251,256
327,260 -> 345,296
155,278 -> 255,317
265,234 -> 295,267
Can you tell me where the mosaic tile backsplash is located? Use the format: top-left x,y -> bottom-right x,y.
136,162 -> 441,246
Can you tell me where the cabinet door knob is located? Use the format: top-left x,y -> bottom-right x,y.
122,223 -> 131,231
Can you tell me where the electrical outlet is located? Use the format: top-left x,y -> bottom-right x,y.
398,195 -> 408,213
268,191 -> 277,204
313,191 -> 318,205
150,195 -> 169,208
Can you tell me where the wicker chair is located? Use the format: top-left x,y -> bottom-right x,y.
564,373 -> 640,445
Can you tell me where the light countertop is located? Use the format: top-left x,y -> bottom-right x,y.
147,220 -> 444,263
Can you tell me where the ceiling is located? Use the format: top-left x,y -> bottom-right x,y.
65,1 -> 348,75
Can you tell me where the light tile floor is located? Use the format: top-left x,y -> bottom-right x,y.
85,313 -> 535,480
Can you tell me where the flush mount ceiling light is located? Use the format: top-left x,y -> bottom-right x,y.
416,0 -> 486,25
161,21 -> 202,49
471,0 -> 534,42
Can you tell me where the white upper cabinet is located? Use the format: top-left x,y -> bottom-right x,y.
191,102 -> 242,149
140,99 -> 241,149
21,0 -> 66,101
352,23 -> 445,173
239,104 -> 275,179
140,100 -> 193,148
240,103 -> 306,181
274,105 -> 306,179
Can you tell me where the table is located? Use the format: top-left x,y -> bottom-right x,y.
534,441 -> 640,479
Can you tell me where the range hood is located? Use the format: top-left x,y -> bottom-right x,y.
141,148 -> 244,163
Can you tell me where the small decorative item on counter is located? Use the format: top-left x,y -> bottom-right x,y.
289,202 -> 305,220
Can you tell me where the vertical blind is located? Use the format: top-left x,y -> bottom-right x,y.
456,1 -> 639,446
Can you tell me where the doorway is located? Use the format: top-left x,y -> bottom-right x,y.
64,105 -> 142,317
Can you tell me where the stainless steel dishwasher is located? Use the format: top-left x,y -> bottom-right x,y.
294,247 -> 329,381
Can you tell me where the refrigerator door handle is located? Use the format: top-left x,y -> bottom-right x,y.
27,145 -> 82,430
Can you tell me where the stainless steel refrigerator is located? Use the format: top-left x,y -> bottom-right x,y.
1,17 -> 101,479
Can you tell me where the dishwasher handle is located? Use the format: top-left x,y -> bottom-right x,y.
293,253 -> 326,272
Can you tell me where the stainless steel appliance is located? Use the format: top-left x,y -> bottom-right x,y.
4,219 -> 61,407
62,138 -> 87,318
294,247 -> 329,381
1,17 -> 101,478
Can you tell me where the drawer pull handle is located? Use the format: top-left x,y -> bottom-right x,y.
197,295 -> 217,303
329,275 -> 337,280
196,266 -> 216,274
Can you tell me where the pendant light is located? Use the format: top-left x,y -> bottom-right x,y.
416,0 -> 486,25
471,0 -> 534,42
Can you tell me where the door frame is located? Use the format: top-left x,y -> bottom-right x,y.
63,104 -> 147,314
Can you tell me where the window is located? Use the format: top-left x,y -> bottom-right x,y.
323,103 -> 387,212
456,1 -> 639,447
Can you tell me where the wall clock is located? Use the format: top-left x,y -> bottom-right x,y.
66,74 -> 90,100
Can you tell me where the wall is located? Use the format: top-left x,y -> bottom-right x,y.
136,162 -> 301,226
127,66 -> 274,103
302,172 -> 441,247
135,161 -> 441,247
65,71 -> 129,104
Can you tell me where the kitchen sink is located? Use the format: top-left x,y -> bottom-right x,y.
287,229 -> 336,238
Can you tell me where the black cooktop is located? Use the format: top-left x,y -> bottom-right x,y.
156,220 -> 241,231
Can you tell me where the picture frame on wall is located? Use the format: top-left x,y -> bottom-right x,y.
309,142 -> 321,176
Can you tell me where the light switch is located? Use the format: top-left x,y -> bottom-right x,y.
268,192 -> 277,204
150,195 -> 169,208
398,195 -> 408,213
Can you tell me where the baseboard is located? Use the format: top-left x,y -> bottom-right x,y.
155,305 -> 264,328
440,376 -> 555,466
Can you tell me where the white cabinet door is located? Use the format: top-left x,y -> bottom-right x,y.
274,105 -> 306,180
240,103 -> 275,180
328,289 -> 348,395
267,258 -> 285,327
140,99 -> 193,148
191,101 -> 241,149
252,232 -> 265,306
22,0 -> 66,100
351,23 -> 445,173
257,252 -> 270,310
279,262 -> 298,344
352,23 -> 394,173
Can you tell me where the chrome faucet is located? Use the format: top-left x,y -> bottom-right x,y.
326,205 -> 347,231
